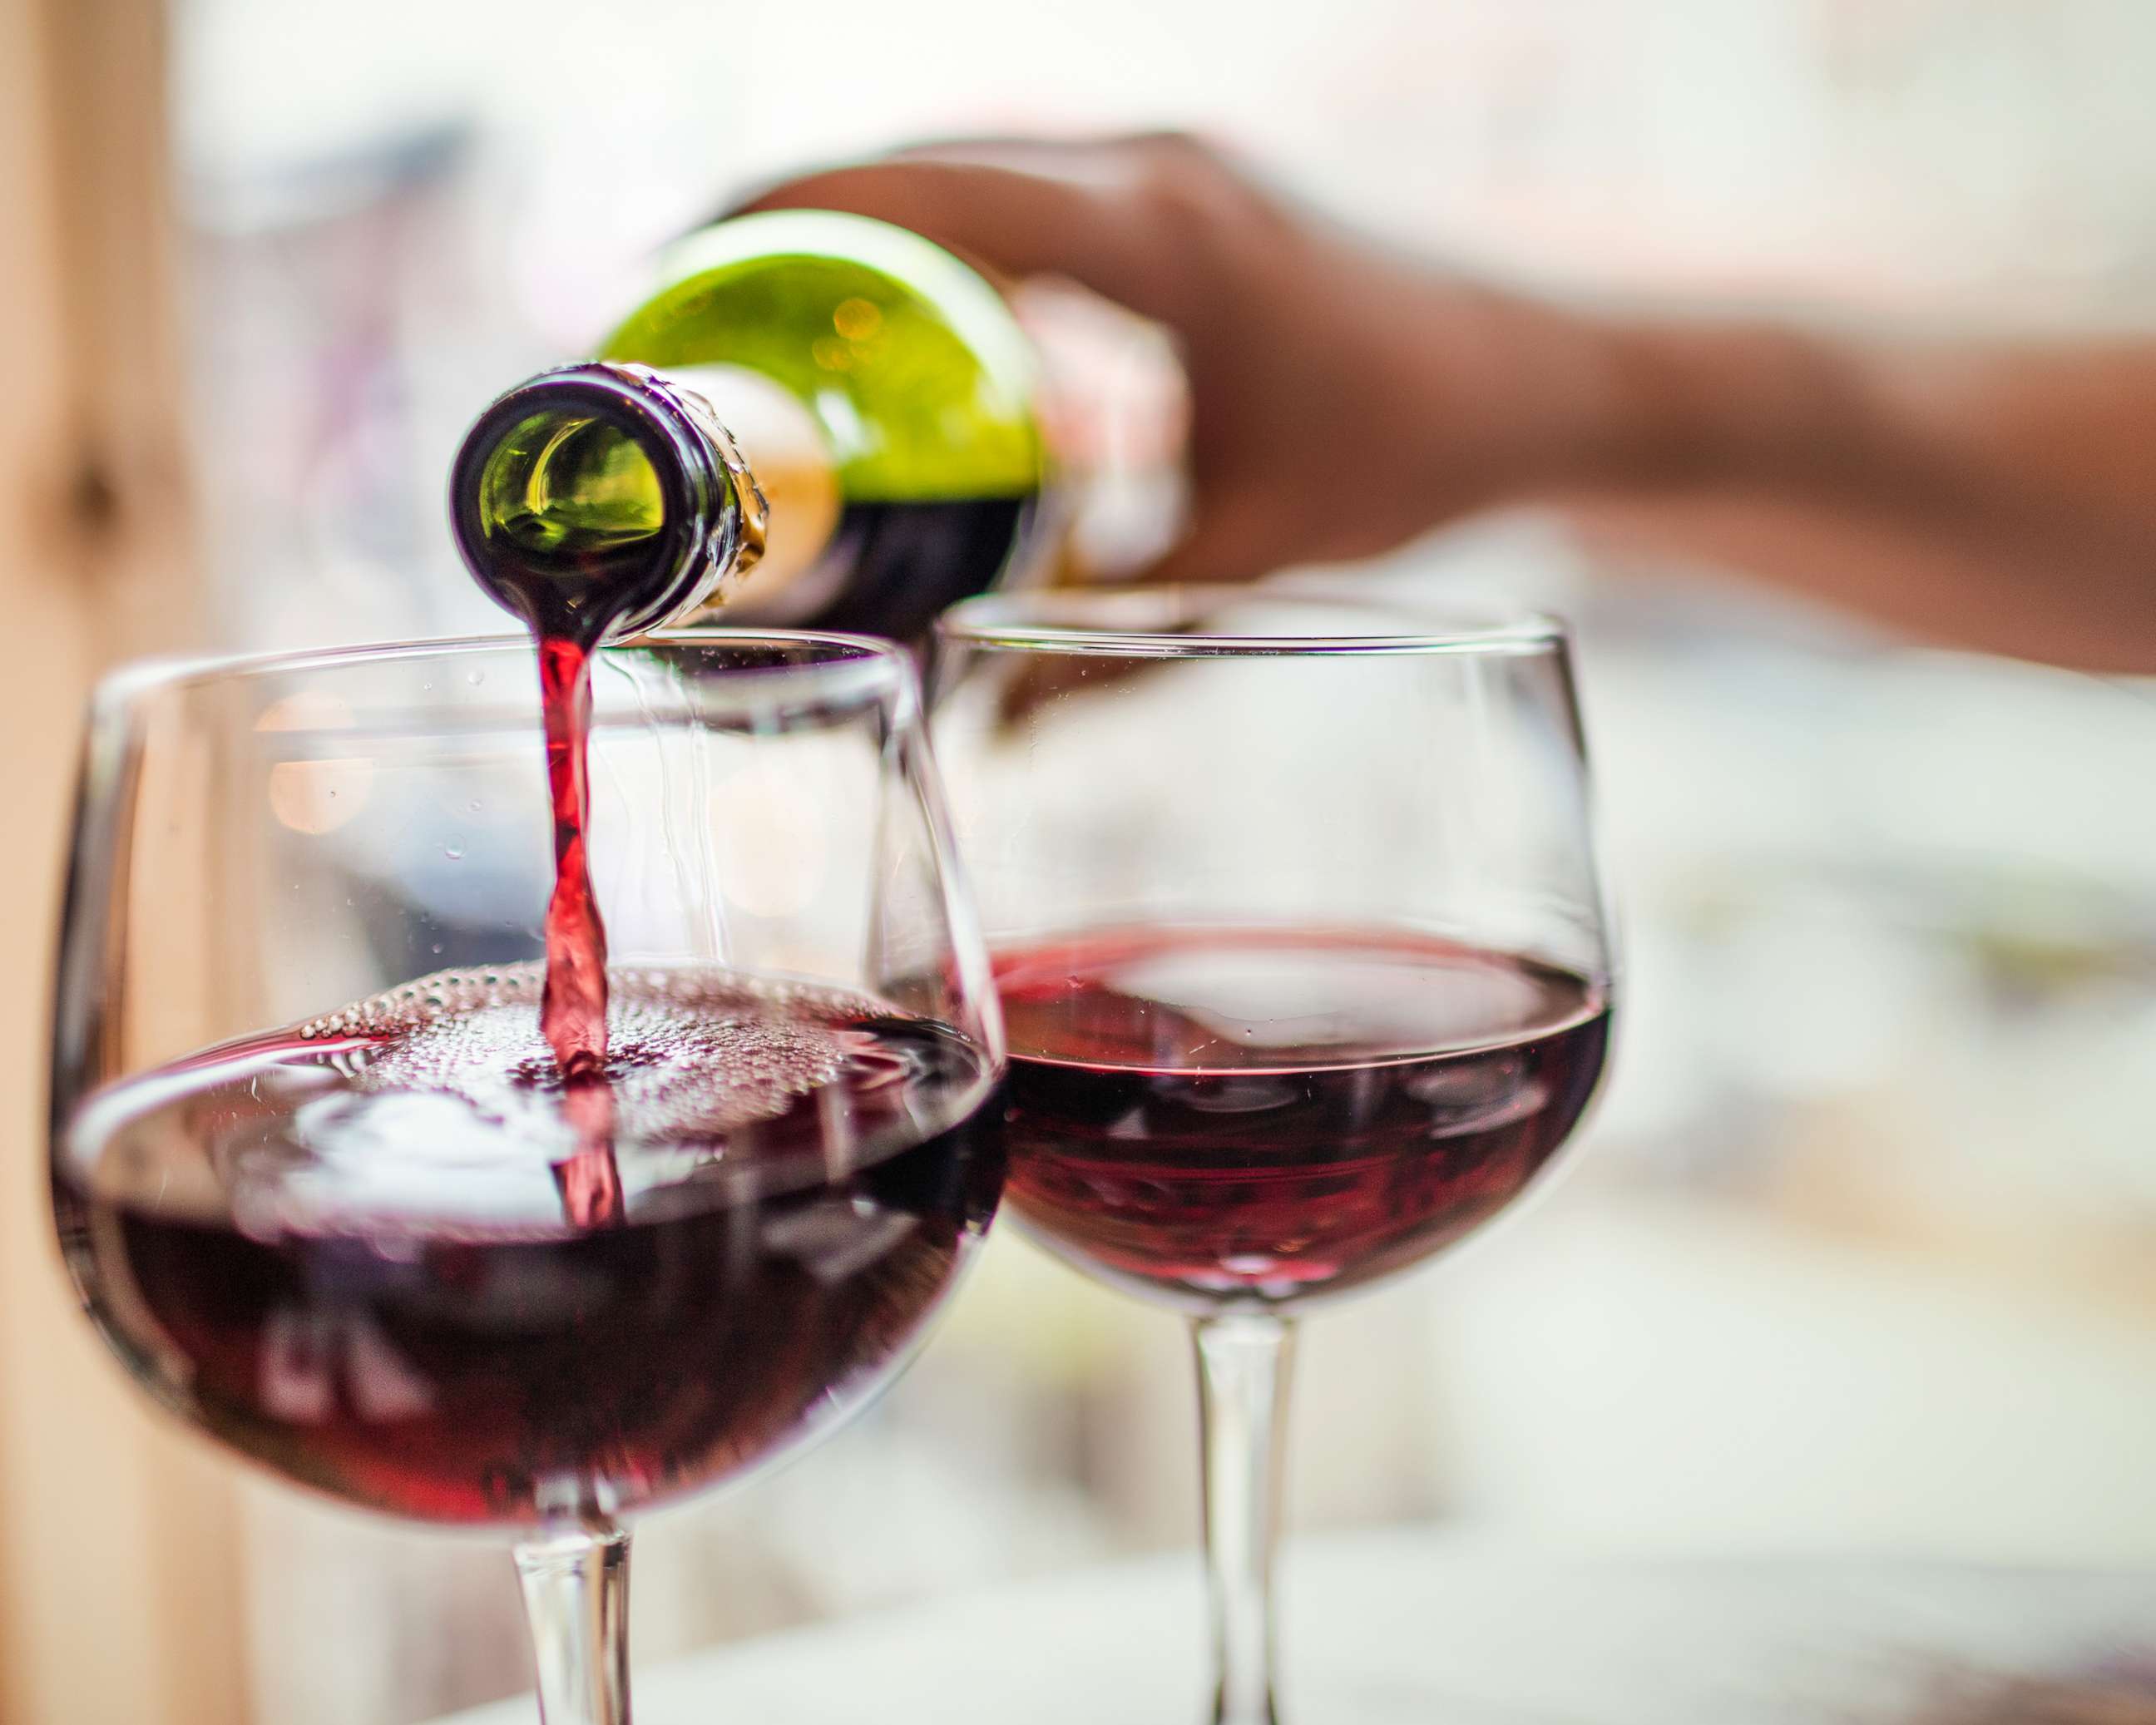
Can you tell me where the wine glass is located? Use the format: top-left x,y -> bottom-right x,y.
50,631 -> 1004,1724
931,584 -> 1615,1725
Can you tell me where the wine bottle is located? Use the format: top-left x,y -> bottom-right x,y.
448,210 -> 1044,646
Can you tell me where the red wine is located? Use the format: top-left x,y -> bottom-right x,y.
55,966 -> 1003,1526
535,635 -> 621,1228
994,927 -> 1609,1312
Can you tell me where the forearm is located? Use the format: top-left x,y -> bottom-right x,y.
1547,311 -> 2156,670
1556,487 -> 2156,671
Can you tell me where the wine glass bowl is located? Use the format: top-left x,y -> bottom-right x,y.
991,926 -> 1608,1314
935,586 -> 1612,1311
49,632 -> 1004,1716
932,582 -> 1614,1723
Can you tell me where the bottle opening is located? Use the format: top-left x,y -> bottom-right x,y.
451,364 -> 744,645
477,409 -> 668,570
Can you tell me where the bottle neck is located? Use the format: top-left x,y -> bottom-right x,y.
448,362 -> 767,644
656,364 -> 843,624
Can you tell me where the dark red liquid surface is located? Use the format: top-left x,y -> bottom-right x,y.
56,967 -> 1002,1526
995,927 -> 1609,1312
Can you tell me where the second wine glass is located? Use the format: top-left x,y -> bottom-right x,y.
932,584 -> 1616,1725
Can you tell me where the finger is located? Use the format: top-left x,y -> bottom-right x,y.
734,156 -> 1204,329
736,134 -> 1174,215
727,136 -> 1098,201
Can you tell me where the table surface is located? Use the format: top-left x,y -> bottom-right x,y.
440,1528 -> 2156,1725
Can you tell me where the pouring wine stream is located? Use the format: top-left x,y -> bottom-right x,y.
535,633 -> 621,1228
449,368 -> 765,1227
449,210 -> 1053,1231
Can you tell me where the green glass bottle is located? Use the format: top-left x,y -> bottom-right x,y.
450,210 -> 1045,645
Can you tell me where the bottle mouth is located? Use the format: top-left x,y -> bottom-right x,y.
478,409 -> 667,563
448,363 -> 748,645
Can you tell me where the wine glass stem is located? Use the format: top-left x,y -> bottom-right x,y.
514,1527 -> 632,1725
1193,1312 -> 1296,1725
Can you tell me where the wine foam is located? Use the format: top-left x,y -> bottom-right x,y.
80,966 -> 956,1237
303,963 -> 884,1141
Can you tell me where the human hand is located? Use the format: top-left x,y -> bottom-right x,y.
741,135 -> 1627,582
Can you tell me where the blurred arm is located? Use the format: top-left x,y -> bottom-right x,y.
745,137 -> 2156,673
1560,319 -> 2156,670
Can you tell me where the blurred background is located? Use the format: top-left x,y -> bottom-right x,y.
6,1 -> 2156,1721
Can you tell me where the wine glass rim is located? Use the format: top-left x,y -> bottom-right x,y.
938,585 -> 1569,657
89,628 -> 915,707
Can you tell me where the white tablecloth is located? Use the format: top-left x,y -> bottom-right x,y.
440,1529 -> 2156,1724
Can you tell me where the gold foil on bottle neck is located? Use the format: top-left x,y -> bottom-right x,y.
664,364 -> 843,625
